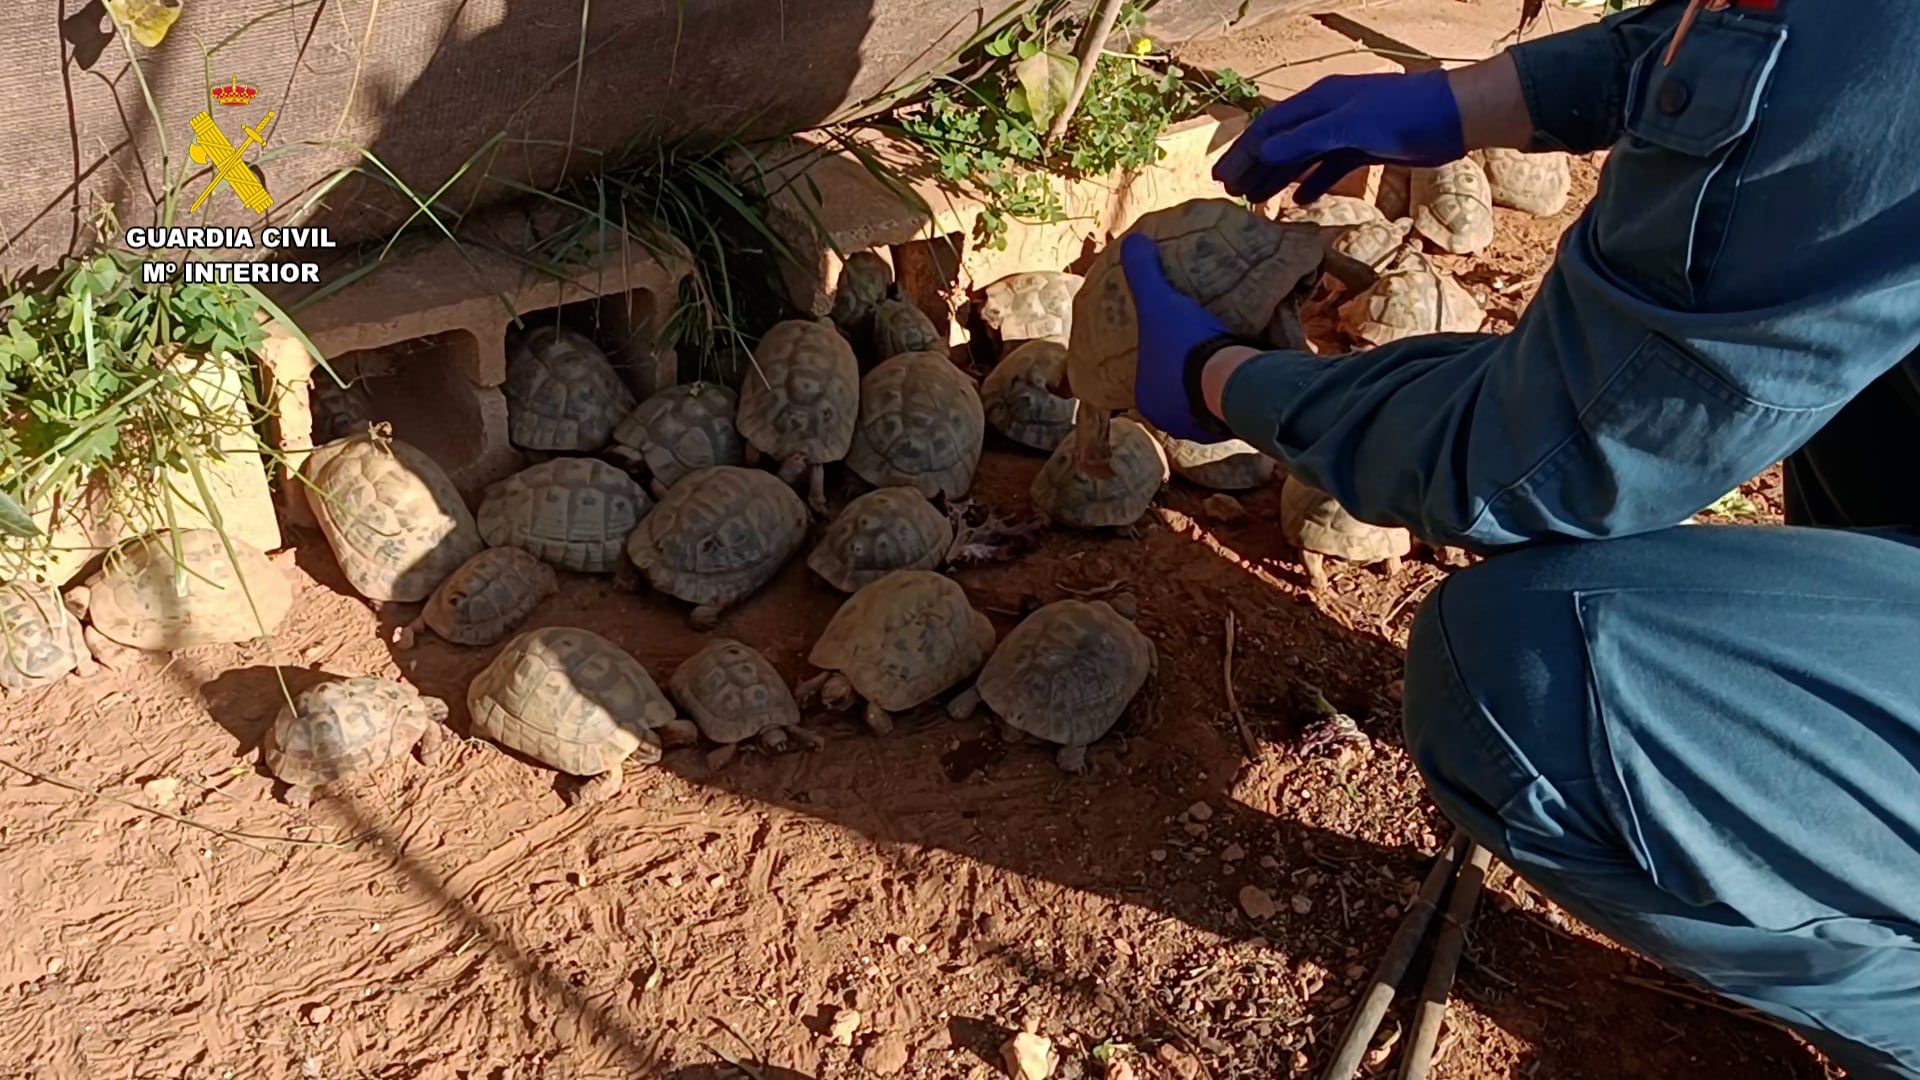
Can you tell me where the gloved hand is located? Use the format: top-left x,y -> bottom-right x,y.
1213,69 -> 1466,203
1119,232 -> 1239,444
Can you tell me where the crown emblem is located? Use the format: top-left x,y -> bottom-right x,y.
212,78 -> 258,107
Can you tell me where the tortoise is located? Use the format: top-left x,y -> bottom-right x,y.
735,318 -> 861,515
1410,159 -> 1495,255
1476,147 -> 1571,217
476,457 -> 653,574
1337,257 -> 1484,345
844,350 -> 986,499
609,381 -> 744,498
1282,195 -> 1385,228
829,250 -> 894,336
466,625 -> 698,805
303,430 -> 484,603
980,340 -> 1078,453
871,292 -> 943,360
806,485 -> 956,593
669,638 -> 823,769
977,271 -> 1082,345
72,529 -> 294,658
1329,216 -> 1414,273
1066,199 -> 1326,474
1031,415 -> 1169,530
946,597 -> 1155,773
798,569 -> 996,736
1376,166 -> 1412,220
0,581 -> 95,693
624,465 -> 810,629
1279,474 -> 1411,592
398,545 -> 557,648
261,676 -> 451,807
310,378 -> 372,442
502,324 -> 637,452
1161,433 -> 1279,491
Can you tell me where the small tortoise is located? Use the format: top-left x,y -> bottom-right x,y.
477,458 -> 653,574
1282,195 -> 1386,228
1376,166 -> 1412,220
980,340 -> 1078,453
947,597 -> 1155,773
798,569 -> 996,735
304,431 -> 484,603
502,324 -> 637,452
736,318 -> 861,515
73,529 -> 294,658
1067,200 -> 1326,474
669,638 -> 823,770
1279,474 -> 1411,591
807,485 -> 955,593
1031,416 -> 1169,530
1410,159 -> 1495,255
1338,257 -> 1484,345
1476,147 -> 1571,217
261,677 -> 451,807
1161,433 -> 1279,491
1329,216 -> 1414,273
624,465 -> 810,629
0,581 -> 95,693
844,351 -> 986,499
399,545 -> 556,647
829,251 -> 894,336
467,625 -> 698,805
610,381 -> 744,498
978,271 -> 1082,345
871,292 -> 943,360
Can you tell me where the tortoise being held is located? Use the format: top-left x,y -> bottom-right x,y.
1338,256 -> 1484,345
262,676 -> 451,807
669,638 -> 823,769
798,569 -> 996,736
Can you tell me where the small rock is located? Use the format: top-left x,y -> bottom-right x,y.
304,1003 -> 332,1025
1259,855 -> 1281,870
829,1007 -> 862,1046
1220,844 -> 1246,862
1002,1031 -> 1057,1080
1329,994 -> 1353,1011
1182,822 -> 1207,838
1345,963 -> 1368,981
1148,849 -> 1167,863
1382,903 -> 1399,919
1200,493 -> 1247,524
1290,894 -> 1313,915
1291,1049 -> 1311,1073
1105,1057 -> 1137,1080
44,957 -> 63,977
1238,885 -> 1278,919
1186,801 -> 1213,822
141,777 -> 180,808
861,1033 -> 910,1075
1155,1044 -> 1202,1080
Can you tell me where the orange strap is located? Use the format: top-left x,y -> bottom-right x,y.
1663,0 -> 1732,66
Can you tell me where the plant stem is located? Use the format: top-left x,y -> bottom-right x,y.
1044,0 -> 1128,143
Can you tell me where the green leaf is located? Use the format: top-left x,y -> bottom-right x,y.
0,488 -> 39,538
1005,85 -> 1030,118
1014,50 -> 1079,133
1016,38 -> 1039,60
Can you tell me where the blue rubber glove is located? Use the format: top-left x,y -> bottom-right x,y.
1119,232 -> 1243,444
1214,70 -> 1466,203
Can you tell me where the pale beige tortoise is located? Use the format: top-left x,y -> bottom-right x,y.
502,324 -> 636,452
1475,147 -> 1571,217
261,676 -> 452,808
1279,474 -> 1411,592
844,350 -> 985,499
1031,415 -> 1169,532
735,318 -> 861,515
1159,432 -> 1279,491
1376,166 -> 1412,220
1067,199 -> 1326,475
829,250 -> 894,337
624,465 -> 810,629
977,271 -> 1082,346
70,529 -> 294,666
1338,253 -> 1484,345
1281,194 -> 1386,228
1329,216 -> 1415,274
871,291 -> 944,360
398,545 -> 557,648
980,340 -> 1079,453
798,568 -> 996,736
609,380 -> 744,498
669,638 -> 823,770
467,625 -> 698,805
303,429 -> 484,603
1410,158 -> 1495,254
0,581 -> 96,693
477,458 -> 653,574
806,486 -> 954,593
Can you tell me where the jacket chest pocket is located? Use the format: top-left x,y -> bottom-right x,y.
1590,13 -> 1787,308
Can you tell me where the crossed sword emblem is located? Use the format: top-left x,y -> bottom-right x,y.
187,107 -> 276,214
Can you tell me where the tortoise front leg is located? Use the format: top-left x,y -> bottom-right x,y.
807,462 -> 830,517
1054,742 -> 1090,774
1382,554 -> 1404,580
777,452 -> 808,487
414,722 -> 451,768
1301,550 -> 1330,593
568,762 -> 624,807
862,699 -> 895,736
945,685 -> 982,721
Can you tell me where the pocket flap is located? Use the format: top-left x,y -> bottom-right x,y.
1624,17 -> 1787,158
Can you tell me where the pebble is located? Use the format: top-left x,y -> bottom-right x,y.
1148,849 -> 1167,863
1346,963 -> 1368,981
44,957 -> 63,977
141,777 -> 179,808
1330,994 -> 1353,1011
1155,1044 -> 1202,1080
1220,844 -> 1245,862
1002,1031 -> 1057,1080
1238,885 -> 1278,919
860,1033 -> 910,1075
1260,855 -> 1281,870
1186,801 -> 1214,822
1200,493 -> 1247,524
1290,894 -> 1313,915
1291,1050 -> 1311,1073
304,1003 -> 332,1025
1182,822 -> 1207,838
829,1007 -> 862,1046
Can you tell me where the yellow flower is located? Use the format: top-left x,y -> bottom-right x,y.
1130,36 -> 1154,56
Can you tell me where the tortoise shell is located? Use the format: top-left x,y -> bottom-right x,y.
0,581 -> 90,690
477,458 -> 653,574
1376,166 -> 1412,220
1162,434 -> 1279,491
872,297 -> 943,359
978,271 -> 1082,343
1282,195 -> 1385,228
829,251 -> 894,334
467,625 -> 681,776
735,319 -> 861,465
611,381 -> 744,493
980,340 -> 1078,452
420,546 -> 557,646
262,677 -> 448,788
1279,475 -> 1411,563
1068,199 -> 1327,416
1030,416 -> 1169,528
304,432 -> 484,602
1338,261 -> 1484,346
1410,159 -> 1495,255
83,529 -> 293,650
310,379 -> 372,443
669,638 -> 800,745
503,325 -> 636,451
844,351 -> 985,499
1477,148 -> 1571,217
625,465 -> 809,608
1329,217 -> 1414,271
974,598 -> 1155,747
807,569 -> 995,712
806,486 -> 954,593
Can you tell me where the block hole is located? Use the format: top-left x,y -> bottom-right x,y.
331,330 -> 495,476
510,286 -> 670,399
890,232 -> 967,356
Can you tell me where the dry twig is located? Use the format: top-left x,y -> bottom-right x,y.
0,754 -> 345,850
1044,0 -> 1129,144
1222,611 -> 1263,761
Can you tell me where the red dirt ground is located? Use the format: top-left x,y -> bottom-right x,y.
0,161 -> 1829,1079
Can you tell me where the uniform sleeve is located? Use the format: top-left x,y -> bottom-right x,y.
1506,0 -> 1684,153
1219,4 -> 1920,552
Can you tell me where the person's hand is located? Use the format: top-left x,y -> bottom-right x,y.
1119,233 -> 1236,443
1214,69 -> 1466,203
